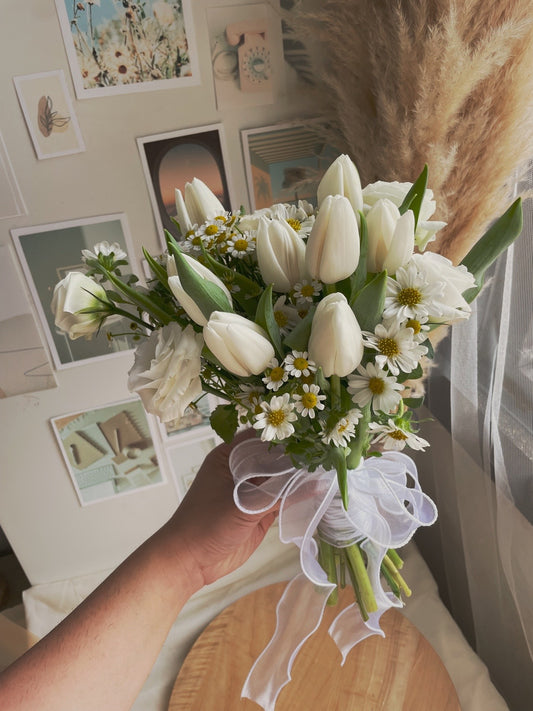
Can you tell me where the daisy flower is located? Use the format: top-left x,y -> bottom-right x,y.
181,229 -> 204,254
262,359 -> 289,391
253,393 -> 297,441
227,232 -> 255,259
284,351 -> 317,378
273,296 -> 299,335
322,409 -> 362,447
363,322 -> 428,376
347,362 -> 403,413
368,419 -> 429,452
268,201 -> 316,236
383,261 -> 445,324
292,384 -> 326,419
292,279 -> 322,304
236,384 -> 265,416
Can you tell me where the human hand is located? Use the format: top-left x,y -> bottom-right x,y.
164,430 -> 279,591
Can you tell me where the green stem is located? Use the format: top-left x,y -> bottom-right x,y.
108,305 -> 155,331
345,543 -> 378,614
105,271 -> 173,326
318,538 -> 338,606
346,403 -> 371,470
330,374 -> 341,411
387,548 -> 404,570
382,554 -> 411,597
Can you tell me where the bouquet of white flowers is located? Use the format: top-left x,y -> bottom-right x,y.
51,154 -> 522,710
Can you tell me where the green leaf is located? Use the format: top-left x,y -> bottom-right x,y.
398,164 -> 428,229
351,270 -> 387,331
351,211 -> 369,296
422,337 -> 434,360
255,285 -> 283,358
167,237 -> 233,321
210,404 -> 239,443
283,306 -> 315,351
403,396 -> 425,409
327,447 -> 348,509
461,197 -> 523,303
397,362 -> 423,383
142,247 -> 170,289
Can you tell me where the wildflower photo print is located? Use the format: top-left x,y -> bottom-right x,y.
241,122 -> 337,210
51,398 -> 166,506
12,214 -> 139,369
13,71 -> 85,160
137,124 -> 234,244
54,0 -> 199,98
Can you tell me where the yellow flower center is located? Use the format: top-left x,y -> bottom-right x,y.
270,366 -> 285,382
378,337 -> 400,357
405,318 -> 421,334
293,357 -> 308,372
368,376 -> 385,394
234,238 -> 249,252
204,224 -> 218,236
301,392 -> 317,409
274,310 -> 288,327
215,214 -> 227,222
286,218 -> 301,231
390,429 -> 408,441
191,235 -> 202,246
338,421 -> 348,434
397,287 -> 422,307
300,284 -> 315,298
267,409 -> 286,426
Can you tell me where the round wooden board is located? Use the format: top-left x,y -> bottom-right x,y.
169,582 -> 461,710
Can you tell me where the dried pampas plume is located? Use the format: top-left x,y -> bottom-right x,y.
295,0 -> 533,264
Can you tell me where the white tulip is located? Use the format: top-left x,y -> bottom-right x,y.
185,178 -> 225,226
128,323 -> 203,423
308,293 -> 363,377
317,154 -> 363,214
365,198 -> 414,274
204,312 -> 275,377
167,254 -> 232,326
175,188 -> 192,233
256,216 -> 307,292
305,194 -> 360,283
51,272 -> 111,340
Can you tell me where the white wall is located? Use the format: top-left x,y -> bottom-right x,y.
0,0 -> 314,585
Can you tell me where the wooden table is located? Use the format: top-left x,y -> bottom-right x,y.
169,582 -> 461,710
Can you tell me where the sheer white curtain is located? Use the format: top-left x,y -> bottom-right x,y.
419,178 -> 533,710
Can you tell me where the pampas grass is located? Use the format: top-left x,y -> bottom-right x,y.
296,0 -> 533,264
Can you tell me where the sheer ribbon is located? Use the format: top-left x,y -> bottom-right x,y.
229,439 -> 438,711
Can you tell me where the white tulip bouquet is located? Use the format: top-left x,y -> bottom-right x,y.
51,154 -> 522,708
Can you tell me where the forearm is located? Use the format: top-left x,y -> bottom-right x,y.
0,521 -> 202,711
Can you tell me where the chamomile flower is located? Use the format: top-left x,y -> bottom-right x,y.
368,419 -> 429,452
181,229 -> 204,254
268,202 -> 316,236
292,384 -> 326,419
322,409 -> 362,447
363,322 -> 428,376
284,351 -> 317,378
293,279 -> 322,304
263,358 -> 289,391
347,362 -> 403,413
273,296 -> 299,335
383,262 -> 445,324
227,232 -> 255,258
236,384 -> 266,416
253,393 -> 297,441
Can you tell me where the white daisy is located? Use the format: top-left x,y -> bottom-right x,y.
227,232 -> 255,259
236,384 -> 265,416
347,362 -> 403,413
262,359 -> 289,391
383,261 -> 445,324
292,279 -> 322,304
273,296 -> 299,335
267,202 -> 316,236
284,350 -> 317,378
368,419 -> 430,452
322,409 -> 362,447
363,322 -> 428,376
181,228 -> 204,254
292,384 -> 326,419
253,393 -> 297,441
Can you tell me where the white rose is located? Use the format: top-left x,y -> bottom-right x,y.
51,271 -> 110,340
128,323 -> 203,423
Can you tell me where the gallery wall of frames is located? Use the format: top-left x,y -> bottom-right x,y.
0,0 -> 333,585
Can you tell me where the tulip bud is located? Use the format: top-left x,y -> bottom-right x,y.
184,178 -> 225,226
256,217 -> 307,292
204,312 -> 275,377
175,188 -> 193,233
305,195 -> 360,284
51,272 -> 112,340
366,198 -> 414,274
308,293 -> 363,377
167,254 -> 232,326
317,154 -> 363,214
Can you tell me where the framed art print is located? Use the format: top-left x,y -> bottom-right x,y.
138,124 -> 234,244
159,393 -> 218,442
241,121 -> 337,210
51,398 -> 166,506
54,0 -> 199,98
12,214 -> 139,369
166,435 -> 218,499
13,70 -> 85,160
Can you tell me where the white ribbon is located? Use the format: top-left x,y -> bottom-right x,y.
229,439 -> 438,711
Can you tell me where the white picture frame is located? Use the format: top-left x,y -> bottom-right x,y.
165,435 -> 219,499
0,131 -> 27,218
13,70 -> 85,160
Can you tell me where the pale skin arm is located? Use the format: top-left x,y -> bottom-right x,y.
0,431 -> 277,711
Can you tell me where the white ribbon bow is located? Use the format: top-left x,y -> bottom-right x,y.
229,438 -> 438,711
